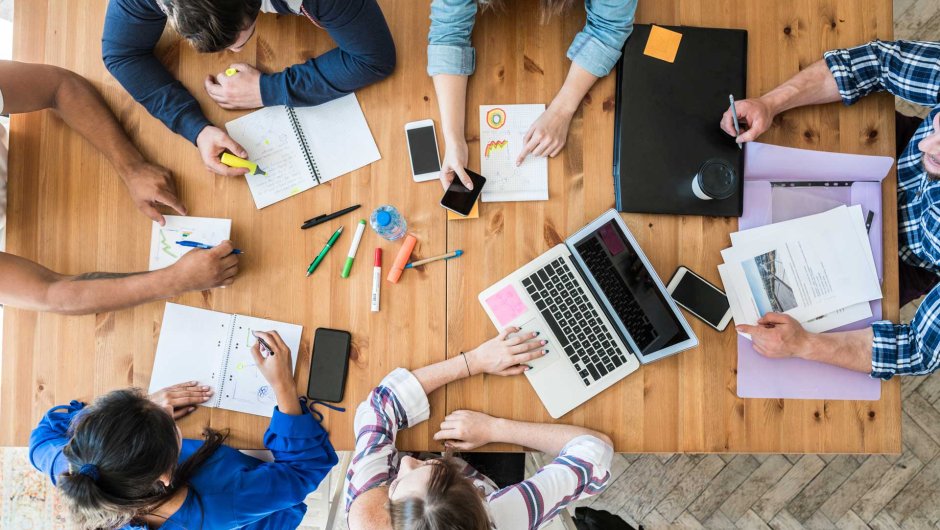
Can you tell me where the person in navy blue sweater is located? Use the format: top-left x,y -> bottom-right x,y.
102,0 -> 396,176
29,330 -> 337,529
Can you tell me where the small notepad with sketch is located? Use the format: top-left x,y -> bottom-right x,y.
149,303 -> 303,417
226,94 -> 381,209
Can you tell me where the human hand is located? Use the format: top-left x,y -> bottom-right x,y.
169,240 -> 239,291
439,138 -> 472,191
720,97 -> 776,144
149,381 -> 213,420
120,160 -> 187,225
204,63 -> 263,110
736,312 -> 810,359
195,126 -> 251,177
433,410 -> 499,450
249,330 -> 295,392
464,326 -> 547,376
515,106 -> 573,166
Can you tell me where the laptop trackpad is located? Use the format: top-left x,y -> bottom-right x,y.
516,318 -> 561,374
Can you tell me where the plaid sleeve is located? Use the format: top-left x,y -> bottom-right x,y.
824,40 -> 940,107
487,435 -> 613,530
872,283 -> 940,379
343,368 -> 430,512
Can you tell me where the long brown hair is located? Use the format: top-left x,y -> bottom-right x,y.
388,456 -> 490,530
481,0 -> 577,20
57,389 -> 227,529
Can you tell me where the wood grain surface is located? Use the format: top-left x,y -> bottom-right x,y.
1,0 -> 900,453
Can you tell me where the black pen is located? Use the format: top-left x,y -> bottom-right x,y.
301,204 -> 361,229
865,210 -> 875,234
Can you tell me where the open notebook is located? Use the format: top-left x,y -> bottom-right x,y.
149,303 -> 303,417
226,94 -> 381,209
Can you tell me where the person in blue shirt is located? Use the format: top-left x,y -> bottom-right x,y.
428,0 -> 636,191
102,0 -> 396,177
29,330 -> 337,529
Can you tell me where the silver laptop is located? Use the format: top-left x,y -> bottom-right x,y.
478,209 -> 698,418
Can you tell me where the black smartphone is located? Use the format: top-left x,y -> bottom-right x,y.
307,328 -> 351,403
440,168 -> 486,216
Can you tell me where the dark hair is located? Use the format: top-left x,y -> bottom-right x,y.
388,456 -> 490,530
162,0 -> 263,53
57,389 -> 226,529
481,0 -> 576,20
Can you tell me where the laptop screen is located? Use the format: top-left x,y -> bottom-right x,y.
572,219 -> 691,356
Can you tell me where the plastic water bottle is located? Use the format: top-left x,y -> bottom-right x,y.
370,205 -> 407,241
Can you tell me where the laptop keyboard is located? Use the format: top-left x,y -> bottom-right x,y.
576,237 -> 659,351
521,257 -> 630,387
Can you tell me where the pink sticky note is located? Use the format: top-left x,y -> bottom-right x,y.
484,284 -> 528,326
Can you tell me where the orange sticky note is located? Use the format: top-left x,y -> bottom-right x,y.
643,25 -> 682,63
447,201 -> 480,220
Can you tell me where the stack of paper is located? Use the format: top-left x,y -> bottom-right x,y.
718,205 -> 882,335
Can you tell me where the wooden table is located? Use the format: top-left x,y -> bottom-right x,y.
1,0 -> 900,453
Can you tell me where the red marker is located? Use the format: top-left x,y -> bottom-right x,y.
371,248 -> 382,312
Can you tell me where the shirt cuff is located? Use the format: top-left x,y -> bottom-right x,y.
871,320 -> 899,380
176,107 -> 213,146
823,46 -> 877,107
427,44 -> 476,76
567,32 -> 622,78
260,72 -> 288,108
269,400 -> 329,438
381,368 -> 431,427
560,435 -> 614,469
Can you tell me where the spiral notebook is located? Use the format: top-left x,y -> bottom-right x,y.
226,94 -> 381,209
148,303 -> 303,417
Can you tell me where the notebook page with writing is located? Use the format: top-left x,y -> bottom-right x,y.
218,314 -> 303,417
293,94 -> 380,183
479,104 -> 548,202
149,303 -> 231,406
149,216 -> 231,271
226,106 -> 315,209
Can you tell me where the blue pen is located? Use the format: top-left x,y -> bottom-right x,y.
175,240 -> 243,255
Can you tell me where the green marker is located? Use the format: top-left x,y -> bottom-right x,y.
341,220 -> 367,279
306,226 -> 343,277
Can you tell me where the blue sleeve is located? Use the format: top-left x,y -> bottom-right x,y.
233,402 -> 338,526
28,401 -> 86,486
102,0 -> 212,144
259,0 -> 396,107
871,283 -> 940,379
567,0 -> 637,78
824,40 -> 940,107
427,0 -> 478,76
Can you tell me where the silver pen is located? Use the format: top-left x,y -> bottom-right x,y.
729,94 -> 742,150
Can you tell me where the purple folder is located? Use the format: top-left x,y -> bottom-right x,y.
736,142 -> 894,400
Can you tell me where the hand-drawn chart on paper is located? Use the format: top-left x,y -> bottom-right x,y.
479,104 -> 549,202
149,216 -> 232,271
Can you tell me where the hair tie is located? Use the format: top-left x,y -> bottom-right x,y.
78,463 -> 100,482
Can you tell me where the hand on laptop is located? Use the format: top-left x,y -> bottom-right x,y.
433,409 -> 496,451
463,327 -> 547,376
720,97 -> 775,144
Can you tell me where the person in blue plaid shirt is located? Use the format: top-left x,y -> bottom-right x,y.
720,40 -> 940,380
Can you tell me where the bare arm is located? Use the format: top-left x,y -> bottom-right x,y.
720,59 -> 841,143
0,243 -> 239,315
431,73 -> 473,190
0,60 -> 185,224
489,418 -> 612,455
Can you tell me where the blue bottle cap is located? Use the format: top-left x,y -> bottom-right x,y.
375,211 -> 391,227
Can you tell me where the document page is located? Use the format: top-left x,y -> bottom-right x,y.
149,216 -> 231,271
294,93 -> 381,185
479,104 -> 549,202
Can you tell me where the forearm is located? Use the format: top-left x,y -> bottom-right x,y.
273,383 -> 303,415
43,269 -> 185,315
759,59 -> 841,115
412,355 -> 470,395
797,328 -> 873,373
549,63 -> 598,116
488,418 -> 612,455
432,74 -> 468,145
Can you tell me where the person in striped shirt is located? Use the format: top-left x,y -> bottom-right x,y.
344,327 -> 615,530
721,40 -> 940,379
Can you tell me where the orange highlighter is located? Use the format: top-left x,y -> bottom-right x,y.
387,234 -> 417,283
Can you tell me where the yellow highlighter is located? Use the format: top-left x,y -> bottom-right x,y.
221,152 -> 266,176
225,68 -> 238,77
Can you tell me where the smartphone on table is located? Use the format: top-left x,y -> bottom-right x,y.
440,168 -> 486,217
307,328 -> 351,403
404,119 -> 442,182
666,266 -> 732,331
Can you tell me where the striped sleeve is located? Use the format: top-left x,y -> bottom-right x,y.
343,368 -> 430,513
824,40 -> 940,107
871,283 -> 940,379
487,435 -> 614,530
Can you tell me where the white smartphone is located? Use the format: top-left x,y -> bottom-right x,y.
666,266 -> 732,332
404,119 -> 442,182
